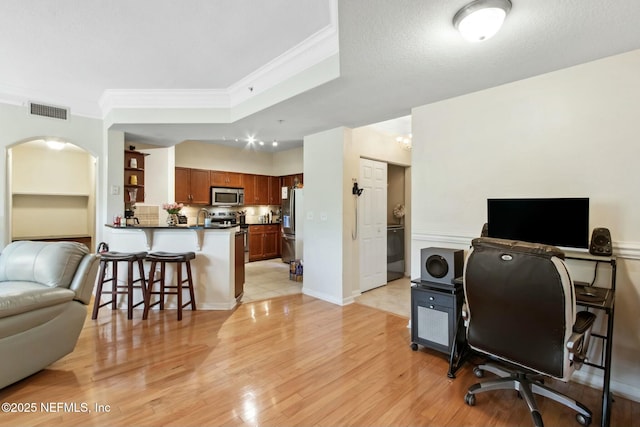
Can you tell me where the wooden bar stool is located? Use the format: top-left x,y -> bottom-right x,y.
92,251 -> 148,320
143,252 -> 196,321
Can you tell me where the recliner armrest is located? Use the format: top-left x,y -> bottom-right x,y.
69,254 -> 99,305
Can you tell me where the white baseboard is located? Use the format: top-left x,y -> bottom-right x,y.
572,368 -> 640,403
302,287 -> 353,306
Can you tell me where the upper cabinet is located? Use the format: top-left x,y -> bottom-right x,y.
281,173 -> 303,189
124,150 -> 146,203
243,174 -> 269,205
211,171 -> 243,188
174,167 -> 301,206
268,176 -> 281,205
175,167 -> 210,205
255,175 -> 269,205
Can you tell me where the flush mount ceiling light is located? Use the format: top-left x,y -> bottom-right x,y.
453,0 -> 512,42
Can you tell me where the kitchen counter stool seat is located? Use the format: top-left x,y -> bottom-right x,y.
143,251 -> 196,321
92,251 -> 148,320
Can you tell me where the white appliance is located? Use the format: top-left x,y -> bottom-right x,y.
210,187 -> 244,206
281,187 -> 303,263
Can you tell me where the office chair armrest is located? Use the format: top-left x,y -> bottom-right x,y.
461,303 -> 469,327
573,311 -> 596,334
567,311 -> 597,369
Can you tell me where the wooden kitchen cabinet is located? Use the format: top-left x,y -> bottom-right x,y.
263,225 -> 279,258
242,174 -> 256,204
255,175 -> 269,204
268,176 -> 281,205
175,167 -> 190,204
211,170 -> 243,188
243,174 -> 270,205
281,173 -> 303,189
248,224 -> 280,261
175,167 -> 210,205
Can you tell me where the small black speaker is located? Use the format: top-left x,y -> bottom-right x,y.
420,248 -> 464,285
589,227 -> 612,256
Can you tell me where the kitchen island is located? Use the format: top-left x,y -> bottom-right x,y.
104,224 -> 243,310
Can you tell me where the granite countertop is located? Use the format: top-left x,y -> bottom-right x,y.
105,224 -> 238,230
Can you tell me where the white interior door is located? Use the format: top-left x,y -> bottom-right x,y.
359,158 -> 387,292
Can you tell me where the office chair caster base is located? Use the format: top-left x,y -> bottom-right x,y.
464,393 -> 476,406
576,413 -> 591,426
531,411 -> 543,427
473,367 -> 484,378
410,343 -> 418,351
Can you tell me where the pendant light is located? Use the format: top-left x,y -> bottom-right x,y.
453,0 -> 512,42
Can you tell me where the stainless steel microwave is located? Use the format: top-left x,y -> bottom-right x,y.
211,187 -> 244,206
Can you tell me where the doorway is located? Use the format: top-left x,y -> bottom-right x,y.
359,158 -> 387,292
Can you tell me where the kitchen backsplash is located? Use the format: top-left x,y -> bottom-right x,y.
182,205 -> 281,225
132,205 -> 160,226
128,204 -> 281,226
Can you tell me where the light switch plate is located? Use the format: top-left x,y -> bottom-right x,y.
111,185 -> 120,195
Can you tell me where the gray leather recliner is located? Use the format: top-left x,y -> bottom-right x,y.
0,240 -> 98,389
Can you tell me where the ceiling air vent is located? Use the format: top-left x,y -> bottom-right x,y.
29,102 -> 68,120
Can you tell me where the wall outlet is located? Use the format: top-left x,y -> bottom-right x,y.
110,185 -> 120,195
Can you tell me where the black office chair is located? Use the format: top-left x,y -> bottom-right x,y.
462,237 -> 596,427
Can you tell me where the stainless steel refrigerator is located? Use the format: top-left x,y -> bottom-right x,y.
281,187 -> 303,263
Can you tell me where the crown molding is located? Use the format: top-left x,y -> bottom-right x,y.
0,0 -> 340,121
98,0 -> 339,116
227,14 -> 339,107
98,89 -> 230,112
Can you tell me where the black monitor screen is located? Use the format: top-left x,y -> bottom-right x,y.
487,198 -> 589,249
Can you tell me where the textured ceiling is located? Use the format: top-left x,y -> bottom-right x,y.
2,0 -> 640,151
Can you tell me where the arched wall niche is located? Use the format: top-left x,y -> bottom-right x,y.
8,136 -> 97,250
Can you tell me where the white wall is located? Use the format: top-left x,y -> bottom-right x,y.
302,128 -> 347,304
137,144 -> 174,206
348,125 -> 412,295
11,143 -> 94,239
273,146 -> 304,176
12,143 -> 93,195
0,103 -> 103,248
106,130 -> 125,228
411,49 -> 640,401
301,124 -> 411,304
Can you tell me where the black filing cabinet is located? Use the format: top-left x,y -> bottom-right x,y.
410,280 -> 464,355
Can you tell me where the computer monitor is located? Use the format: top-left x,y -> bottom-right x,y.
487,198 -> 589,249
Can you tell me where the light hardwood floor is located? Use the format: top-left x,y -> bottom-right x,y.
0,267 -> 637,426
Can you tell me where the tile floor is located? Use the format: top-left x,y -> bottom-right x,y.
242,258 -> 411,318
242,258 -> 303,303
